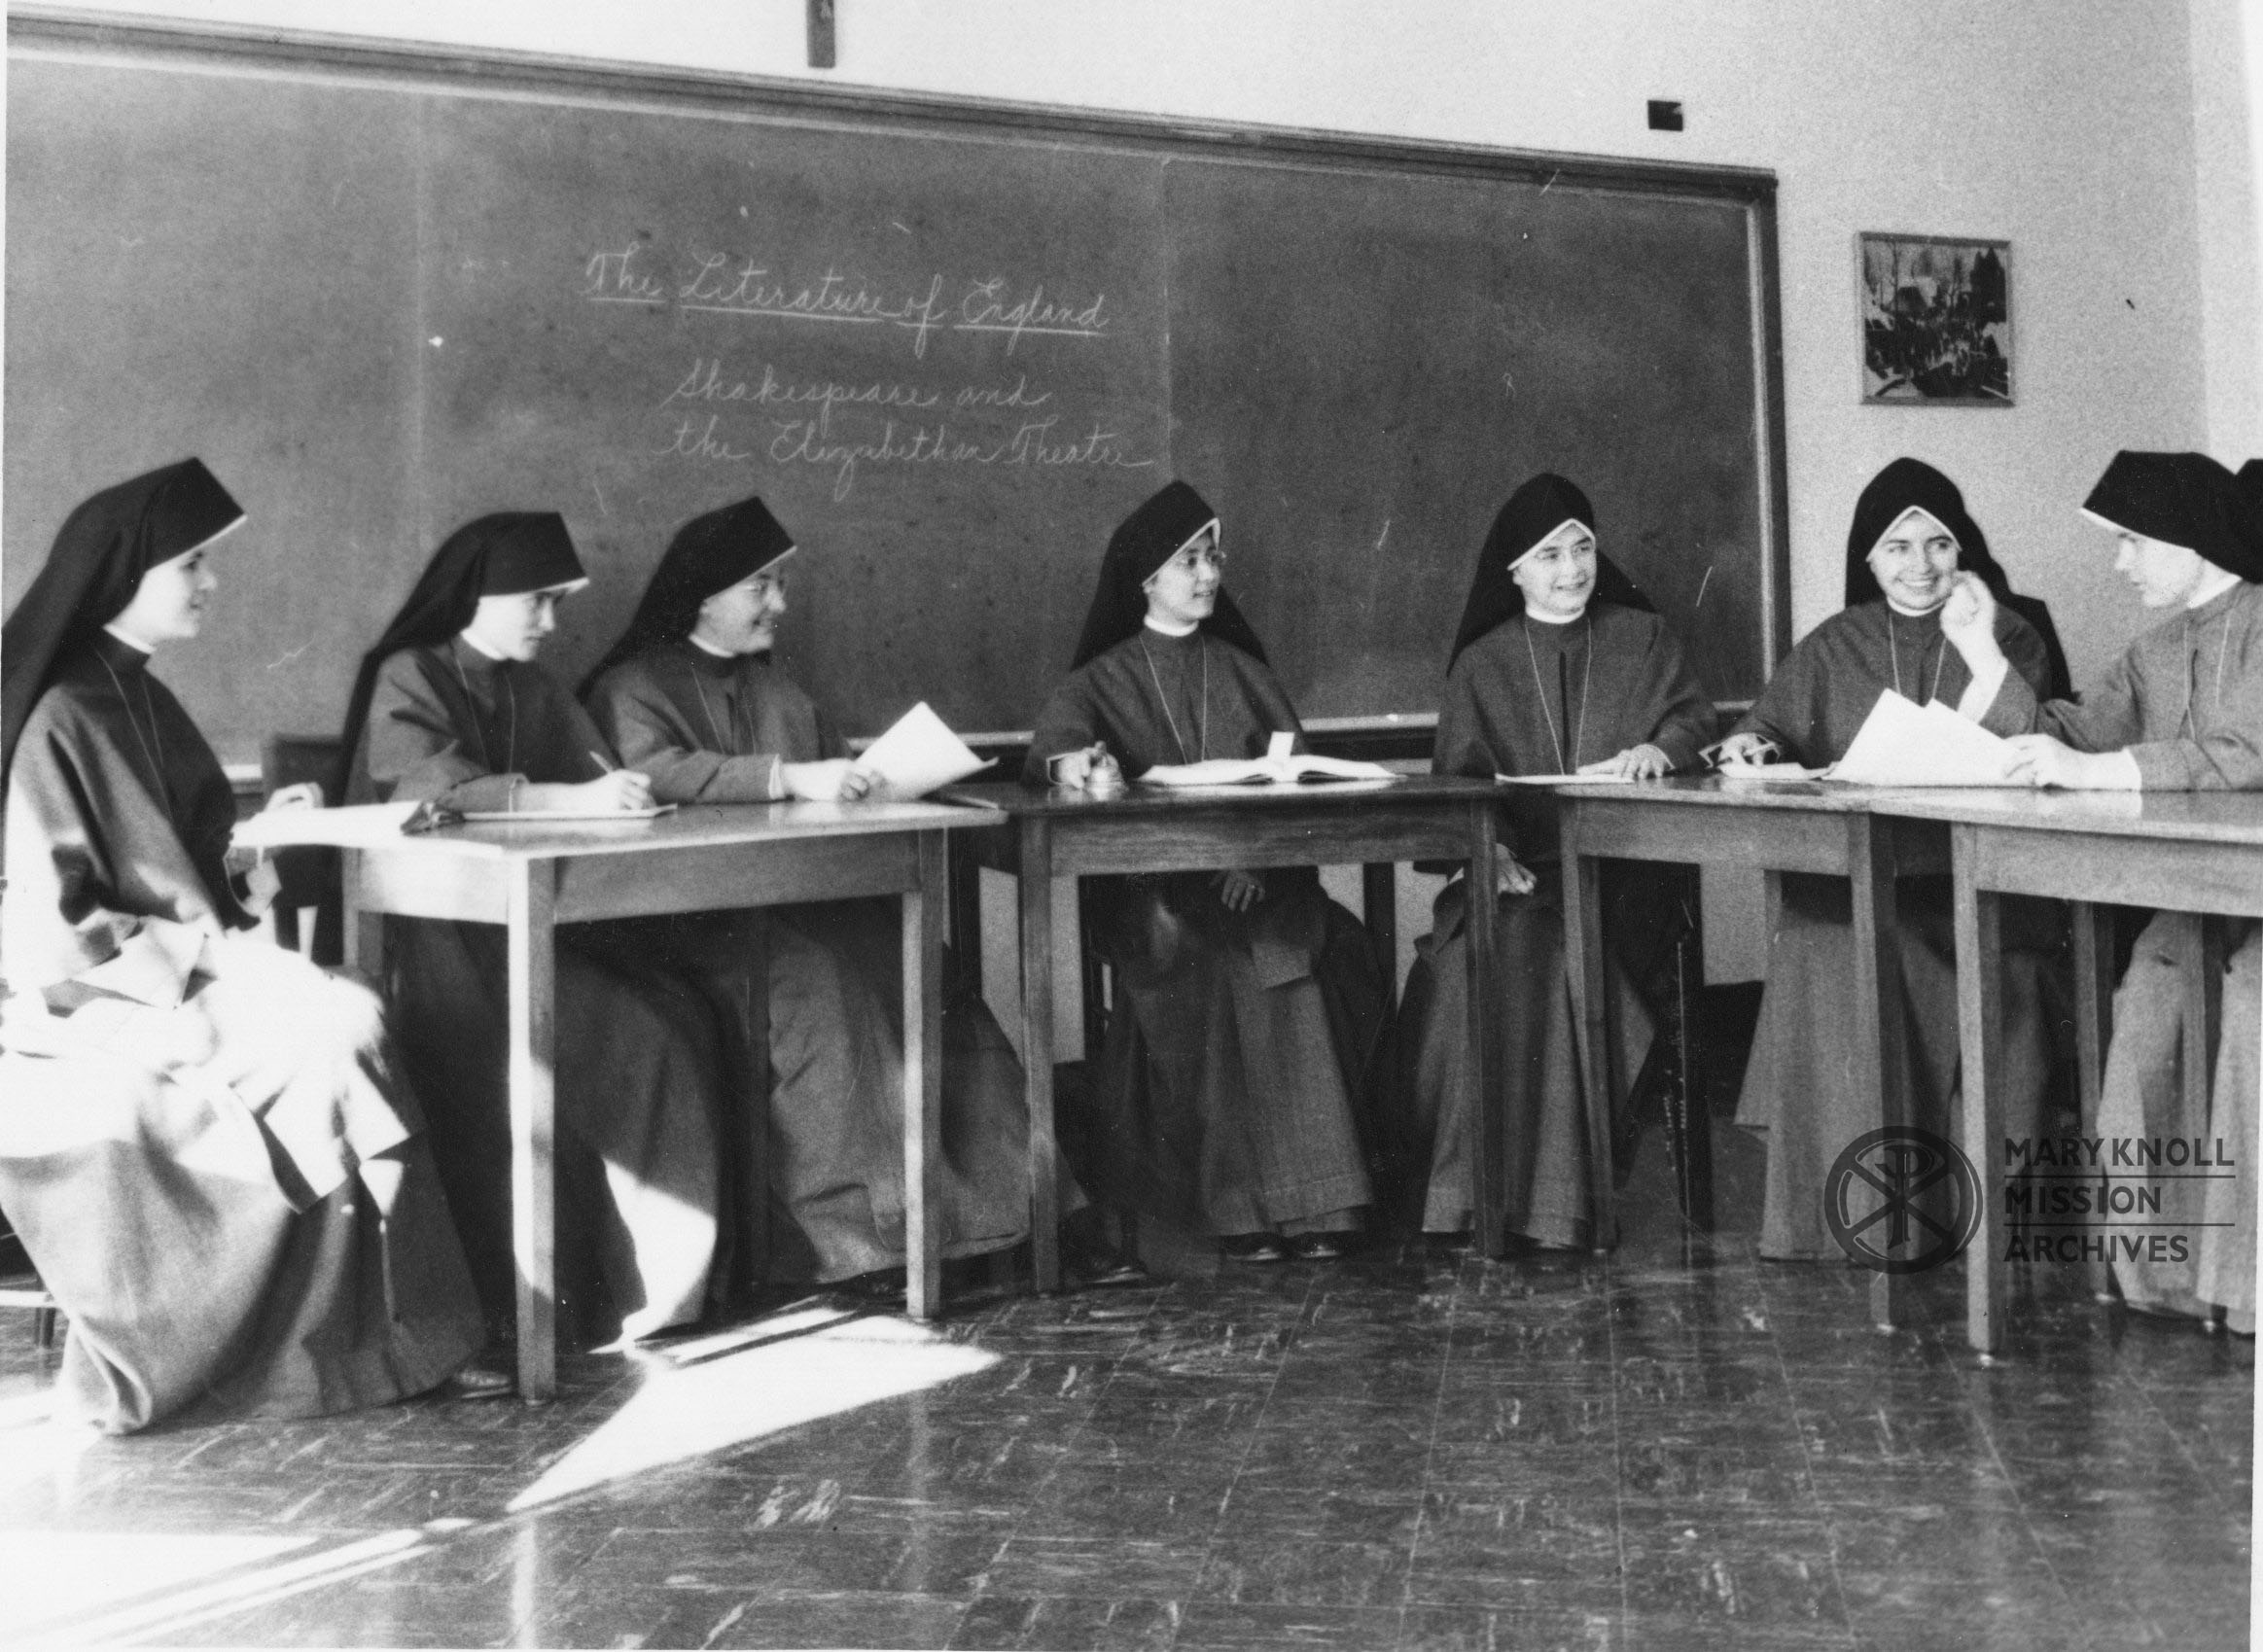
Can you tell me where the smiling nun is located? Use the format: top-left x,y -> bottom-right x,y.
1396,474 -> 1715,1248
0,460 -> 488,1427
1718,457 -> 2066,1263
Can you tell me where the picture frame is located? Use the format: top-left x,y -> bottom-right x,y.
1858,231 -> 2012,405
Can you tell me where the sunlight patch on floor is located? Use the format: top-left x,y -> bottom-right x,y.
1,1527 -> 322,1638
509,1313 -> 998,1511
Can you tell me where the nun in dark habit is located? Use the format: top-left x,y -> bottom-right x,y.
581,495 -> 1044,1291
1945,450 -> 2262,1330
1396,475 -> 1715,1246
1718,457 -> 2066,1260
340,513 -> 726,1347
1025,480 -> 1387,1261
0,460 -> 487,1430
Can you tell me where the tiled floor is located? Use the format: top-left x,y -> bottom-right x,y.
0,1140 -> 2250,1651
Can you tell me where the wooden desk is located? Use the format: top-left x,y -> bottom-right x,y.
1877,789 -> 2263,1354
339,798 -> 1004,1401
939,775 -> 1507,1276
1554,777 -> 1950,1326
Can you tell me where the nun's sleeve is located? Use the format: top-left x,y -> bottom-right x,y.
587,664 -> 785,804
1024,671 -> 1107,784
1430,655 -> 1500,782
1632,616 -> 1717,769
1730,634 -> 1819,758
358,652 -> 525,812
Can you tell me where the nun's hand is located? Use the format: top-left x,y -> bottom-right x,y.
1212,868 -> 1265,912
574,770 -> 654,812
783,759 -> 854,802
1939,573 -> 2002,668
838,765 -> 877,803
1580,744 -> 1671,781
1496,856 -> 1538,897
2001,734 -> 2139,791
1714,732 -> 1778,766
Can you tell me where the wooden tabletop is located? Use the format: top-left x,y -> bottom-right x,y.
346,798 -> 1004,862
937,773 -> 1504,818
1862,787 -> 2263,844
1543,775 -> 1914,813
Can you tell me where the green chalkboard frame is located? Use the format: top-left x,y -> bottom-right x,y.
8,8 -> 1791,753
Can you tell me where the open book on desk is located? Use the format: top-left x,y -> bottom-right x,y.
1137,733 -> 1397,789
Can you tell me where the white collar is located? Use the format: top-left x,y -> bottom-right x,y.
1524,606 -> 1585,625
689,632 -> 739,658
458,630 -> 508,662
2187,564 -> 2243,610
100,622 -> 156,655
1886,596 -> 1948,618
1144,615 -> 1198,638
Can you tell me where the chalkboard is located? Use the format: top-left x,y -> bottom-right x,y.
5,18 -> 1789,763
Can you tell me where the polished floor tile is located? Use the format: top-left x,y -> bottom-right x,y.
0,1116 -> 2247,1650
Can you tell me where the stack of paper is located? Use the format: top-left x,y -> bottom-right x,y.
1826,690 -> 2013,787
856,702 -> 993,799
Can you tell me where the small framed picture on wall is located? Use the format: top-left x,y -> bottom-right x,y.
1858,231 -> 2012,405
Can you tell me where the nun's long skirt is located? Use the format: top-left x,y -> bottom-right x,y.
2097,914 -> 2258,1330
1078,873 -> 1383,1238
1397,861 -> 1686,1248
0,935 -> 481,1433
1734,874 -> 2065,1261
609,897 -> 1031,1287
383,917 -> 723,1346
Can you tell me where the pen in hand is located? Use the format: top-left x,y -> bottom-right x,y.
589,750 -> 617,776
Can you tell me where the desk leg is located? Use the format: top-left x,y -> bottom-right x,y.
1848,813 -> 1908,1331
1560,810 -> 1614,1254
1020,822 -> 1061,1294
2069,902 -> 2114,1299
1952,826 -> 2006,1354
949,835 -> 982,998
506,861 -> 558,1404
340,852 -> 384,980
1361,862 -> 1398,1018
903,830 -> 947,1322
1462,802 -> 1503,1258
2179,914 -> 2224,1148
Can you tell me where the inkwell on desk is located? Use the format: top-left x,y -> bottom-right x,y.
1045,747 -> 1126,797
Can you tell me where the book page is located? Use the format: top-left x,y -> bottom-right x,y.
855,702 -> 994,799
1826,691 -> 2014,787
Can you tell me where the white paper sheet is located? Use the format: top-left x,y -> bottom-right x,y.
1825,690 -> 2014,787
460,806 -> 676,822
230,800 -> 428,848
855,702 -> 993,799
1494,772 -> 1638,786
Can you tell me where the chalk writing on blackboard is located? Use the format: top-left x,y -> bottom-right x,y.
663,359 -> 1055,433
762,416 -> 1151,501
584,245 -> 1113,358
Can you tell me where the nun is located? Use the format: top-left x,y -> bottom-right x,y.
581,495 -> 1053,1292
0,460 -> 488,1429
1944,449 -> 2261,1330
1024,480 -> 1386,1262
1397,475 -> 1716,1247
340,513 -> 726,1348
1717,458 -> 2066,1261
